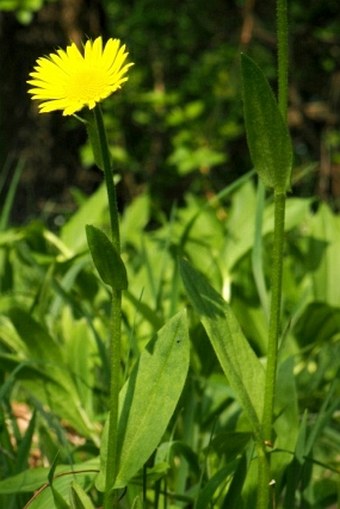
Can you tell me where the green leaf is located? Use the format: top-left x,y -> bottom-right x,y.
70,482 -> 96,509
308,203 -> 340,306
6,309 -> 97,438
294,302 -> 340,347
121,193 -> 150,246
50,488 -> 71,509
86,225 -> 128,290
61,311 -> 97,417
0,459 -> 99,495
304,381 -> 339,456
8,307 -> 62,363
156,441 -> 200,477
222,182 -> 311,272
60,184 -> 108,254
210,432 -> 252,461
97,310 -> 190,490
0,362 -> 28,400
180,259 -> 264,439
0,159 -> 24,231
271,357 -> 299,489
241,53 -> 292,192
14,411 -> 36,475
48,454 -> 71,509
130,496 -> 143,509
47,453 -> 61,486
251,181 -> 269,317
195,463 -> 237,509
0,467 -> 51,495
221,454 -> 247,508
282,411 -> 308,508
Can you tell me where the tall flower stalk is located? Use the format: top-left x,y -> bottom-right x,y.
259,0 -> 290,506
28,36 -> 133,508
93,105 -> 122,508
241,0 -> 290,506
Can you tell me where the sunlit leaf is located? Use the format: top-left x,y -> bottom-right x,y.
86,224 -> 128,290
180,259 -> 264,439
97,310 -> 190,490
241,54 -> 292,192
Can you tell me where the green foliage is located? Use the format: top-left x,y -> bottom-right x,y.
86,225 -> 128,290
180,259 -> 264,438
241,54 -> 292,192
70,483 -> 96,509
114,311 -> 189,488
0,179 -> 339,506
0,0 -> 55,24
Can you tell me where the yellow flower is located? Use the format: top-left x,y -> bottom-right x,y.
27,36 -> 133,116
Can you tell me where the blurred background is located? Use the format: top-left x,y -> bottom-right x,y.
0,0 -> 340,225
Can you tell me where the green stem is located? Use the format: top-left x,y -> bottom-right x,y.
93,105 -> 120,252
105,288 -> 122,508
262,191 -> 286,441
257,191 -> 286,509
277,0 -> 289,119
257,3 -> 289,508
93,105 -> 122,509
256,444 -> 271,509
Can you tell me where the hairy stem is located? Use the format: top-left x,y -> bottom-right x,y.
93,105 -> 120,252
277,0 -> 289,119
262,191 -> 286,441
93,105 -> 122,509
257,2 -> 289,507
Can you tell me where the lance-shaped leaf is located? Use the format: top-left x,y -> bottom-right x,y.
86,224 -> 127,290
180,259 -> 264,439
96,310 -> 190,490
241,53 -> 292,193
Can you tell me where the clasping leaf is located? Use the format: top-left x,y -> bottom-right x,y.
241,53 -> 292,193
86,224 -> 127,290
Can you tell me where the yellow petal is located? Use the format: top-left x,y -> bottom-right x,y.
27,37 -> 133,115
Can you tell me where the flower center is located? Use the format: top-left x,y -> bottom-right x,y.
67,68 -> 106,102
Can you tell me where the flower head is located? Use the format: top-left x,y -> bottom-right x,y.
27,37 -> 133,116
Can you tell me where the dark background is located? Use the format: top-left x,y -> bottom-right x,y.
1,0 -> 340,224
